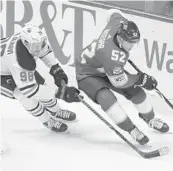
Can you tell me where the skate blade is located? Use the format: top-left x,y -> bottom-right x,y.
54,118 -> 79,123
50,128 -> 70,134
152,130 -> 173,135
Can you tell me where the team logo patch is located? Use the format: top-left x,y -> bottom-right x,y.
112,67 -> 123,75
132,32 -> 138,37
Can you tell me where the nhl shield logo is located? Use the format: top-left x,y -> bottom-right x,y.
112,67 -> 122,75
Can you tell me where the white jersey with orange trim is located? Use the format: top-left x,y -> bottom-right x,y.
0,32 -> 58,98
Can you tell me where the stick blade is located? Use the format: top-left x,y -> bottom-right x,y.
142,147 -> 169,159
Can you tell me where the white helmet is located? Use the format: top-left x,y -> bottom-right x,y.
20,24 -> 47,55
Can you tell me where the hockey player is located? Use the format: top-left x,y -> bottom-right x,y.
0,24 -> 80,133
75,9 -> 169,145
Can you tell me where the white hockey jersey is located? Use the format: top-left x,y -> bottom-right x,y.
1,33 -> 58,98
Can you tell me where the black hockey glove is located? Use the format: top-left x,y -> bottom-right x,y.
50,63 -> 68,87
56,86 -> 81,103
135,72 -> 158,90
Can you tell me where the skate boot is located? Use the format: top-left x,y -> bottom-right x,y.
43,118 -> 68,133
52,109 -> 76,122
148,118 -> 169,133
130,127 -> 149,145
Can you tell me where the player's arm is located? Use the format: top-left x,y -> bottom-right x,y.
106,9 -> 127,24
134,72 -> 158,90
38,43 -> 68,87
38,43 -> 80,102
101,56 -> 157,89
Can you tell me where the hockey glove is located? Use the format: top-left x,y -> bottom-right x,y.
135,72 -> 158,90
50,63 -> 68,87
56,86 -> 81,103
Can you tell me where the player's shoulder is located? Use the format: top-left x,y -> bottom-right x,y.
1,33 -> 20,57
15,39 -> 36,71
1,34 -> 20,66
106,9 -> 127,24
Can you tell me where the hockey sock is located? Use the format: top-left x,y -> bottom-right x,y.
27,102 -> 50,123
130,89 -> 155,123
106,102 -> 135,132
133,98 -> 155,123
96,88 -> 135,133
139,110 -> 155,123
40,98 -> 60,113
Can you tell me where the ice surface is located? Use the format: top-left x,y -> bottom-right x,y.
1,89 -> 173,171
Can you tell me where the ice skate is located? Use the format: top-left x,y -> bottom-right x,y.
130,127 -> 149,145
51,109 -> 76,122
43,118 -> 68,133
148,118 -> 169,133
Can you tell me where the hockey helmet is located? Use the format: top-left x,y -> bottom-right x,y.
20,24 -> 47,55
119,21 -> 140,43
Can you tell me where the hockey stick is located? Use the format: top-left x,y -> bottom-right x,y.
59,81 -> 168,158
128,59 -> 173,110
77,95 -> 169,159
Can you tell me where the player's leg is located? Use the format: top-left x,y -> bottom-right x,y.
121,86 -> 169,133
13,88 -> 68,132
78,76 -> 149,145
0,75 -> 67,132
34,71 -> 76,122
38,84 -> 76,122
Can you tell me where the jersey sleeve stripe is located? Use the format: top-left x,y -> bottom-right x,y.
1,87 -> 14,97
20,84 -> 39,97
0,90 -> 13,98
19,83 -> 36,91
1,93 -> 15,99
27,85 -> 39,98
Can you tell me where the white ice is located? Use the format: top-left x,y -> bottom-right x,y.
0,66 -> 173,171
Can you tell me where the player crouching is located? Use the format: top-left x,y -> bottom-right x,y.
0,24 -> 80,133
75,9 -> 169,145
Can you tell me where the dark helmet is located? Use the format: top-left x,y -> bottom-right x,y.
118,21 -> 140,43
